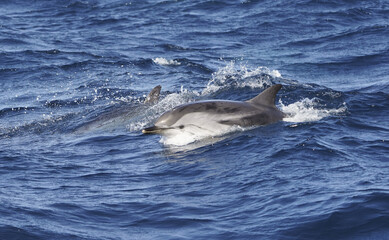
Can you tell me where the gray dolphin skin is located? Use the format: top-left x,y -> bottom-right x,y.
142,84 -> 284,134
74,85 -> 162,133
144,85 -> 161,104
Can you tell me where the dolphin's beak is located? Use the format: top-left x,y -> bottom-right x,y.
142,126 -> 162,134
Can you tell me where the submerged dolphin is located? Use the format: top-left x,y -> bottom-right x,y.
74,85 -> 161,133
142,84 -> 284,136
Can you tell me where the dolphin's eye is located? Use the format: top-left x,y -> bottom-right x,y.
178,125 -> 185,129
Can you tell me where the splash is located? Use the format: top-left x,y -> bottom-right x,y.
153,57 -> 181,66
202,61 -> 282,95
279,98 -> 347,123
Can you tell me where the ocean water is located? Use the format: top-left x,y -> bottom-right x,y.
1,0 -> 388,239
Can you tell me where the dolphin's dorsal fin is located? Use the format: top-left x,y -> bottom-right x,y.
145,85 -> 161,104
247,84 -> 282,107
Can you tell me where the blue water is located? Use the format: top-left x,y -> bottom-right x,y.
1,0 -> 389,239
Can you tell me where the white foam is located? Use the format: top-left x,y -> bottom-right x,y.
279,98 -> 347,123
153,57 -> 181,66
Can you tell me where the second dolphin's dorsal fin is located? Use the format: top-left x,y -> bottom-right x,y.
246,84 -> 282,107
145,85 -> 161,104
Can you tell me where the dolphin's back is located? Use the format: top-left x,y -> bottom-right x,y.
143,84 -> 284,134
155,98 -> 283,129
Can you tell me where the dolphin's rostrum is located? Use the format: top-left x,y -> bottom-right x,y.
142,84 -> 284,135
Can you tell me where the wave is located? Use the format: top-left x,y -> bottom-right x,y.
281,192 -> 389,240
0,106 -> 38,117
158,43 -> 191,52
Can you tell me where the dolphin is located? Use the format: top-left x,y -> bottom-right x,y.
144,85 -> 161,104
74,85 -> 161,133
142,84 -> 284,136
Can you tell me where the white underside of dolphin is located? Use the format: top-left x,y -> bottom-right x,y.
143,84 -> 284,144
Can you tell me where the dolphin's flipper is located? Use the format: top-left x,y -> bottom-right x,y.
246,84 -> 282,108
144,85 -> 162,104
